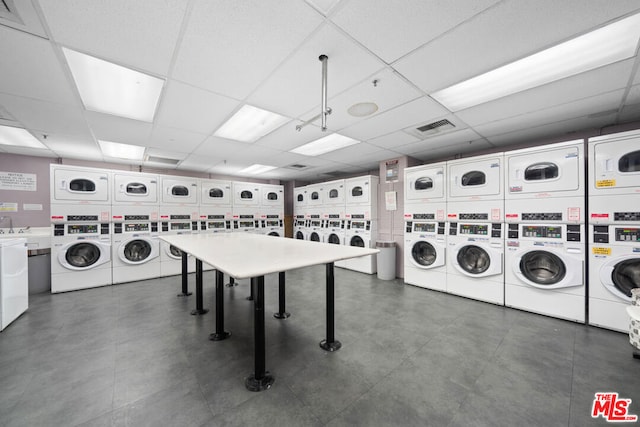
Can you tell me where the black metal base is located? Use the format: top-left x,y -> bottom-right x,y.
273,312 -> 290,319
245,373 -> 275,392
319,339 -> 342,352
190,308 -> 209,316
177,292 -> 192,297
209,331 -> 231,341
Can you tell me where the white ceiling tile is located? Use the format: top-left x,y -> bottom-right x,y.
407,139 -> 493,162
177,154 -> 222,172
248,23 -> 385,118
255,121 -> 322,151
172,0 -> 323,100
331,0 -> 500,63
192,136 -> 252,159
341,97 -> 449,141
394,0 -> 640,93
625,84 -> 640,105
304,0 -> 343,16
0,94 -> 89,136
0,0 -> 48,38
0,145 -> 57,158
45,134 -> 103,161
315,142 -> 390,165
149,125 -> 208,153
367,131 -> 419,150
456,59 -> 635,127
619,103 -> 640,123
155,81 -> 241,134
393,128 -> 484,155
0,26 -> 78,105
85,112 -> 153,145
38,0 -> 187,75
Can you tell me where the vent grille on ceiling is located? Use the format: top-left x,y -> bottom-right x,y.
285,164 -> 309,170
145,156 -> 180,166
0,0 -> 23,25
403,118 -> 456,139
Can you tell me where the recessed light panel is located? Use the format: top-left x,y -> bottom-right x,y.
98,140 -> 145,160
214,105 -> 289,143
290,133 -> 360,156
63,47 -> 165,122
0,125 -> 47,149
238,164 -> 278,175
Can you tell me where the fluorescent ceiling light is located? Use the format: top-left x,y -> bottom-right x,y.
290,133 -> 360,156
432,12 -> 640,111
98,140 -> 145,160
63,47 -> 164,122
214,105 -> 289,143
0,125 -> 47,149
238,164 -> 278,175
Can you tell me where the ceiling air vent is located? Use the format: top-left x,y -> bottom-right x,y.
0,0 -> 24,25
145,156 -> 180,166
404,119 -> 456,139
285,164 -> 309,170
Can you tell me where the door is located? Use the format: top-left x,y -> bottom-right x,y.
327,233 -> 342,245
350,235 -> 365,247
233,182 -> 260,207
59,241 -> 110,270
410,240 -> 442,269
201,180 -> 232,206
506,144 -> 582,196
453,243 -> 501,277
52,167 -> 110,203
601,256 -> 640,301
448,156 -> 502,199
591,134 -> 640,190
119,238 -> 159,264
405,164 -> 445,203
113,173 -> 158,204
161,177 -> 198,205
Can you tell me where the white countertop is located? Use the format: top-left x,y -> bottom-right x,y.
159,233 -> 379,279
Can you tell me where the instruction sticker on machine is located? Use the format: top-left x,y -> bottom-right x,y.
0,171 -> 36,191
592,247 -> 612,256
596,179 -> 616,188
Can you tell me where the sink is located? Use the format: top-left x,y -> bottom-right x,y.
0,227 -> 51,249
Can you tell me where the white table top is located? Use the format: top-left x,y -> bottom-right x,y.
159,233 -> 379,279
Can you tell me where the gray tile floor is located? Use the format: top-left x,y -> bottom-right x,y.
1,266 -> 638,427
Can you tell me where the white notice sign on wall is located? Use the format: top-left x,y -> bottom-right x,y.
385,191 -> 397,211
0,171 -> 37,191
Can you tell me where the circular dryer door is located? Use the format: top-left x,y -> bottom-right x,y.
120,239 -> 157,264
350,235 -> 365,248
310,232 -> 321,242
456,245 -> 492,276
59,241 -> 110,271
327,233 -> 341,245
411,241 -> 438,269
603,258 -> 640,300
295,231 -> 304,240
519,250 -> 566,286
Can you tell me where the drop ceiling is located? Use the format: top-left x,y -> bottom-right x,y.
1,0 -> 639,181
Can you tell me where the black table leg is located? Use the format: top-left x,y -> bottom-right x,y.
177,251 -> 192,297
226,276 -> 237,287
273,271 -> 290,319
320,262 -> 341,352
191,259 -> 208,315
245,276 -> 274,391
246,278 -> 254,300
209,269 -> 231,341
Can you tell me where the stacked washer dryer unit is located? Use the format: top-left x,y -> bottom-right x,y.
232,181 -> 260,234
403,162 -> 447,292
258,183 -> 285,237
50,165 -> 112,293
588,130 -> 640,332
306,183 -> 324,242
111,171 -> 161,284
322,179 -> 347,268
199,179 -> 233,271
159,175 -> 199,277
446,154 -> 505,305
344,175 -> 379,274
503,141 -> 586,322
293,186 -> 308,240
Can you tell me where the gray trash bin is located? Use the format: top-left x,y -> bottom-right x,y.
376,241 -> 396,280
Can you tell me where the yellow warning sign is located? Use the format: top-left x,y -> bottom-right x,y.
592,247 -> 612,256
596,179 -> 616,188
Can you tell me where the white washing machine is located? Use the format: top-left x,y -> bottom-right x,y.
307,217 -> 323,242
588,130 -> 640,225
505,223 -> 585,322
446,222 -> 504,305
404,220 -> 447,292
160,175 -> 199,206
323,218 -> 347,268
345,219 -> 377,274
159,206 -> 198,277
113,172 -> 159,206
51,206 -> 112,293
294,216 -> 308,241
111,205 -> 161,284
504,140 -> 584,224
345,175 -> 379,220
50,164 -> 111,206
589,224 -> 640,332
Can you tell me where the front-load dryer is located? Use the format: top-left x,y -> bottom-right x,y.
588,130 -> 640,225
160,176 -> 199,206
504,140 -> 584,224
50,165 -> 111,206
589,224 -> 640,332
113,172 -> 159,205
404,220 -> 447,292
323,179 -> 346,207
345,176 -> 379,220
233,181 -> 260,208
345,219 -> 377,274
446,222 -> 504,305
505,223 -> 585,322
405,162 -> 446,207
51,214 -> 112,293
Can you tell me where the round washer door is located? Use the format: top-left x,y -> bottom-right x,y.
59,241 -> 110,271
310,232 -> 321,242
119,238 -> 159,265
165,243 -> 188,260
411,240 -> 438,269
601,256 -> 640,301
350,235 -> 365,248
295,231 -> 304,240
457,245 -> 490,275
327,233 -> 341,245
519,250 -> 566,286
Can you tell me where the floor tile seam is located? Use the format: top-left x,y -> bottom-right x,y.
566,324 -> 580,427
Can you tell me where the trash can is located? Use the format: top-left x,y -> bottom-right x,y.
376,241 -> 396,280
